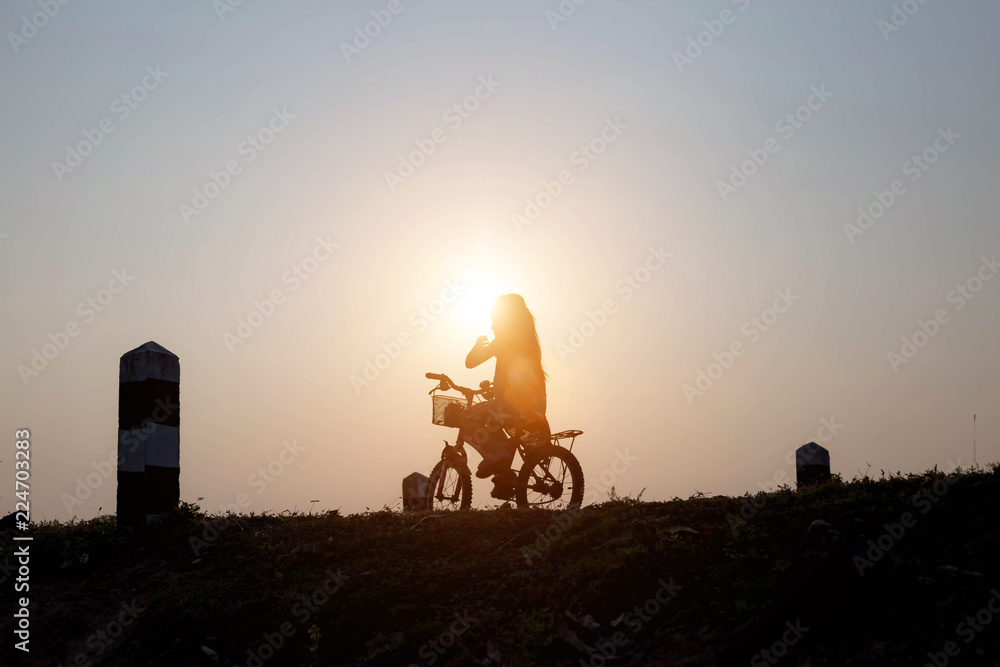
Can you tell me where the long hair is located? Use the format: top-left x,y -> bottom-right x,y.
490,294 -> 548,382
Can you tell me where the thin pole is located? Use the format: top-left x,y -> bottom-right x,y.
973,413 -> 977,468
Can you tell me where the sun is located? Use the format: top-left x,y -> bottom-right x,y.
456,277 -> 504,334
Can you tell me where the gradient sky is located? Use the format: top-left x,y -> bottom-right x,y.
2,1 -> 998,521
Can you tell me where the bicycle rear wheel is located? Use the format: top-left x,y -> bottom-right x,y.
426,458 -> 472,511
515,444 -> 584,510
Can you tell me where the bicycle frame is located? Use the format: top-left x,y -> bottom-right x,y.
433,432 -> 533,501
435,416 -> 559,499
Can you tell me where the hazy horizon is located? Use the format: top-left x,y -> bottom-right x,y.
2,0 -> 998,521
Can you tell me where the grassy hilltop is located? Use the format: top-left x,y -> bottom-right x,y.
3,465 -> 999,666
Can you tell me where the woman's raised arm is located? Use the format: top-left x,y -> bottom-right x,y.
466,336 -> 495,368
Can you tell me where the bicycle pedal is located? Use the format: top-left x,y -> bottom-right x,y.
490,475 -> 516,501
491,486 -> 516,501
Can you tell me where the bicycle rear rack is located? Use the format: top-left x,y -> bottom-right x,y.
550,429 -> 583,452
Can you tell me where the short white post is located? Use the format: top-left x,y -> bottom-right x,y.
402,472 -> 428,511
796,442 -> 830,488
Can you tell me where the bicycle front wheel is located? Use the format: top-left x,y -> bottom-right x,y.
426,458 -> 472,511
515,444 -> 584,510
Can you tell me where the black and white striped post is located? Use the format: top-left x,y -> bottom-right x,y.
796,441 -> 831,488
117,341 -> 180,528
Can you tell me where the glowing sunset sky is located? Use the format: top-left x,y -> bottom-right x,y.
1,0 -> 998,520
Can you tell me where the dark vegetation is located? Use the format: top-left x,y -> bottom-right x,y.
3,464 -> 999,666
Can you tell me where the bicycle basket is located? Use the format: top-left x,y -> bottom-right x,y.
432,394 -> 466,428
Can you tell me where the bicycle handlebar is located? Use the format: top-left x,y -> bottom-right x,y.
425,372 -> 489,401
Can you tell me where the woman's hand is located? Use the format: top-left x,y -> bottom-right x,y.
466,335 -> 494,368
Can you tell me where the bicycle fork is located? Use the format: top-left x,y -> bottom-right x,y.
436,441 -> 472,500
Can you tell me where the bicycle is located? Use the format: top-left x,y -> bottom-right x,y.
423,372 -> 585,511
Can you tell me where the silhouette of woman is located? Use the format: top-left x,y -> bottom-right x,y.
459,294 -> 550,499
